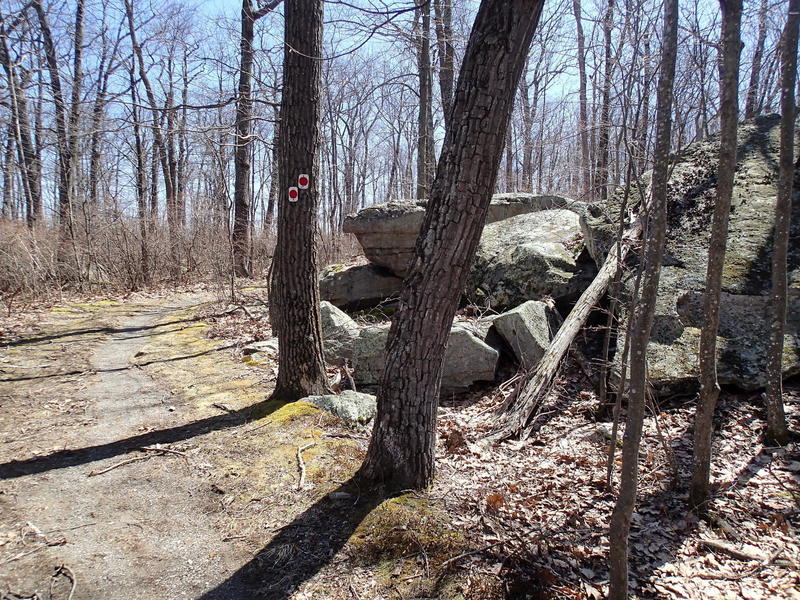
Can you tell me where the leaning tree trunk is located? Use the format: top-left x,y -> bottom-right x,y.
433,0 -> 454,130
607,0 -> 677,597
269,0 -> 330,402
744,0 -> 768,119
358,0 -> 544,492
689,0 -> 743,513
763,0 -> 799,446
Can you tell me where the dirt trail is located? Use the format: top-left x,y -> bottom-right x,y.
0,296 -> 251,600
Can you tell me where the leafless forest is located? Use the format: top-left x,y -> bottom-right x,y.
1,1 -> 799,599
0,0 -> 788,293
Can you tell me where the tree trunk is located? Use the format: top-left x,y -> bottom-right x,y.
595,0 -> 615,202
0,18 -> 41,226
744,0 -> 768,119
415,2 -> 435,199
433,0 -> 454,130
572,0 -> 590,200
233,0 -> 257,277
270,0 -> 330,402
607,0 -> 677,596
763,0 -> 799,446
129,65 -> 149,286
358,0 -> 544,492
33,0 -> 73,237
689,0 -> 743,513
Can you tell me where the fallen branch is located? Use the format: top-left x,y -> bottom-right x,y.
87,455 -> 152,476
295,442 -> 316,490
495,217 -> 643,440
699,539 -> 794,567
440,541 -> 503,569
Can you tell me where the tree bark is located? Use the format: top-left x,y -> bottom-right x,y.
358,0 -> 544,492
689,0 -> 743,513
607,0 -> 677,596
270,0 -> 330,402
763,0 -> 799,446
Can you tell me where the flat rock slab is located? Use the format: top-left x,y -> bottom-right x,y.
343,194 -> 586,278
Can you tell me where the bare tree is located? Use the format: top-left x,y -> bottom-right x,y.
232,0 -> 282,277
744,0 -> 768,119
689,0 -> 743,513
269,0 -> 330,402
763,0 -> 799,446
358,0 -> 544,491
607,0 -> 678,596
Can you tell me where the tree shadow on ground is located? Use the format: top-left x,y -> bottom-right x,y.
2,311 -> 225,348
0,344 -> 236,383
198,479 -> 385,600
0,398 -> 283,480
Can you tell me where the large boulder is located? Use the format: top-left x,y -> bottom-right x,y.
491,300 -> 563,368
584,114 -> 800,395
343,194 -> 587,277
319,301 -> 360,365
319,263 -> 402,311
466,210 -> 597,309
352,322 -> 499,392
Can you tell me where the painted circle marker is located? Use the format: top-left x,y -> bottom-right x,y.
298,173 -> 310,189
288,187 -> 299,202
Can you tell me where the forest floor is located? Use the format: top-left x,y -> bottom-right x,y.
0,287 -> 798,600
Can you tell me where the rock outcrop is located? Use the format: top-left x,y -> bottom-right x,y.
584,114 -> 800,395
342,193 -> 587,278
466,210 -> 597,309
352,322 -> 499,392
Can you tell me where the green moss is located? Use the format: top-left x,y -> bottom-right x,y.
347,495 -> 466,566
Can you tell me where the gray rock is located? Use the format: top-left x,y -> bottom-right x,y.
319,301 -> 360,365
352,322 -> 499,392
343,194 -> 585,277
242,339 -> 279,355
585,115 -> 800,395
491,300 -> 563,368
304,390 -> 377,425
466,210 -> 597,309
319,263 -> 402,311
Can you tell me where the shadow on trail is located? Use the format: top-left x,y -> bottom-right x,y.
0,398 -> 281,480
2,311 -> 217,348
0,344 -> 236,383
198,478 -> 384,600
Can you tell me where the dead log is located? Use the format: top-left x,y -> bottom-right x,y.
494,217 -> 643,440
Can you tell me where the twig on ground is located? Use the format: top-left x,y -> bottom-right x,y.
87,455 -> 152,476
440,541 -> 503,569
49,564 -> 77,600
699,539 -> 794,567
296,442 -> 316,490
